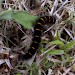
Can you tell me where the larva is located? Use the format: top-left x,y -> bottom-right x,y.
19,16 -> 56,60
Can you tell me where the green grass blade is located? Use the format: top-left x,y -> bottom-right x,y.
46,49 -> 64,55
49,40 -> 64,46
64,41 -> 75,50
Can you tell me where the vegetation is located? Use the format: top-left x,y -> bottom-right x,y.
0,0 -> 75,75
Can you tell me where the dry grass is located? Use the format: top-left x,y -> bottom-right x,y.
0,0 -> 75,75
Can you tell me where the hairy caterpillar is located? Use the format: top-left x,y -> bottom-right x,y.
20,16 -> 56,60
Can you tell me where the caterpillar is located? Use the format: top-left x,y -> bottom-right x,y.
19,16 -> 56,60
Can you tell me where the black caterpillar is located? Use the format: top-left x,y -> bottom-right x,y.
20,16 -> 56,60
